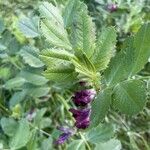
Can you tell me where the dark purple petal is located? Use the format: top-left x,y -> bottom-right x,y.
55,132 -> 71,145
69,108 -> 91,129
75,117 -> 90,129
69,108 -> 91,119
72,89 -> 96,106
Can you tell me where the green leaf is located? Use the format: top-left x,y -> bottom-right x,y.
18,16 -> 40,38
9,119 -> 31,150
113,79 -> 147,115
94,139 -> 122,150
128,23 -> 150,76
0,18 -> 5,33
70,3 -> 96,58
104,23 -> 150,85
0,43 -> 7,51
90,88 -> 112,128
19,70 -> 48,86
0,67 -> 11,80
23,85 -> 50,98
4,77 -> 26,89
19,46 -> 44,68
63,0 -> 79,28
33,108 -> 47,127
9,91 -> 27,108
92,27 -> 117,71
39,2 -> 71,50
27,129 -> 38,150
1,117 -> 18,137
40,48 -> 74,61
41,137 -> 53,150
71,53 -> 96,78
0,31 -> 21,55
44,71 -> 77,82
39,117 -> 51,129
67,140 -> 85,150
85,124 -> 114,144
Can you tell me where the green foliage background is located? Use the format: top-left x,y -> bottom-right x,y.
0,0 -> 150,150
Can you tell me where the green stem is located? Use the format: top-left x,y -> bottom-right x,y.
29,123 -> 51,137
56,94 -> 91,150
0,103 -> 10,115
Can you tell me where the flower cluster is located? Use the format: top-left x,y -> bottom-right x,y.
69,89 -> 96,129
55,84 -> 96,145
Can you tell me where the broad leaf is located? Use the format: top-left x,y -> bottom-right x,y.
85,124 -> 114,144
18,16 -> 40,38
113,79 -> 147,115
39,2 -> 71,50
90,88 -> 111,128
94,139 -> 122,150
27,129 -> 38,150
9,119 -> 30,150
33,108 -> 47,127
19,70 -> 48,86
104,23 -> 150,85
23,85 -> 50,98
129,23 -> 150,76
1,117 -> 18,137
19,46 -> 44,68
4,77 -> 26,89
41,137 -> 53,150
92,27 -> 117,71
67,140 -> 85,150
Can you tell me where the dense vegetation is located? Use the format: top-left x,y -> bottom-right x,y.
0,0 -> 150,150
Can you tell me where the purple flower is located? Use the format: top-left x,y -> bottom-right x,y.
26,108 -> 36,122
69,108 -> 91,129
54,127 -> 74,145
72,89 -> 96,106
75,117 -> 90,129
107,3 -> 118,12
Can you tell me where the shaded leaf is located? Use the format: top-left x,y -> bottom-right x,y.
4,77 -> 26,89
41,137 -> 53,150
19,70 -> 48,86
94,139 -> 122,150
9,119 -> 30,150
67,140 -> 85,150
1,117 -> 18,137
18,16 -> 40,38
9,91 -> 27,108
